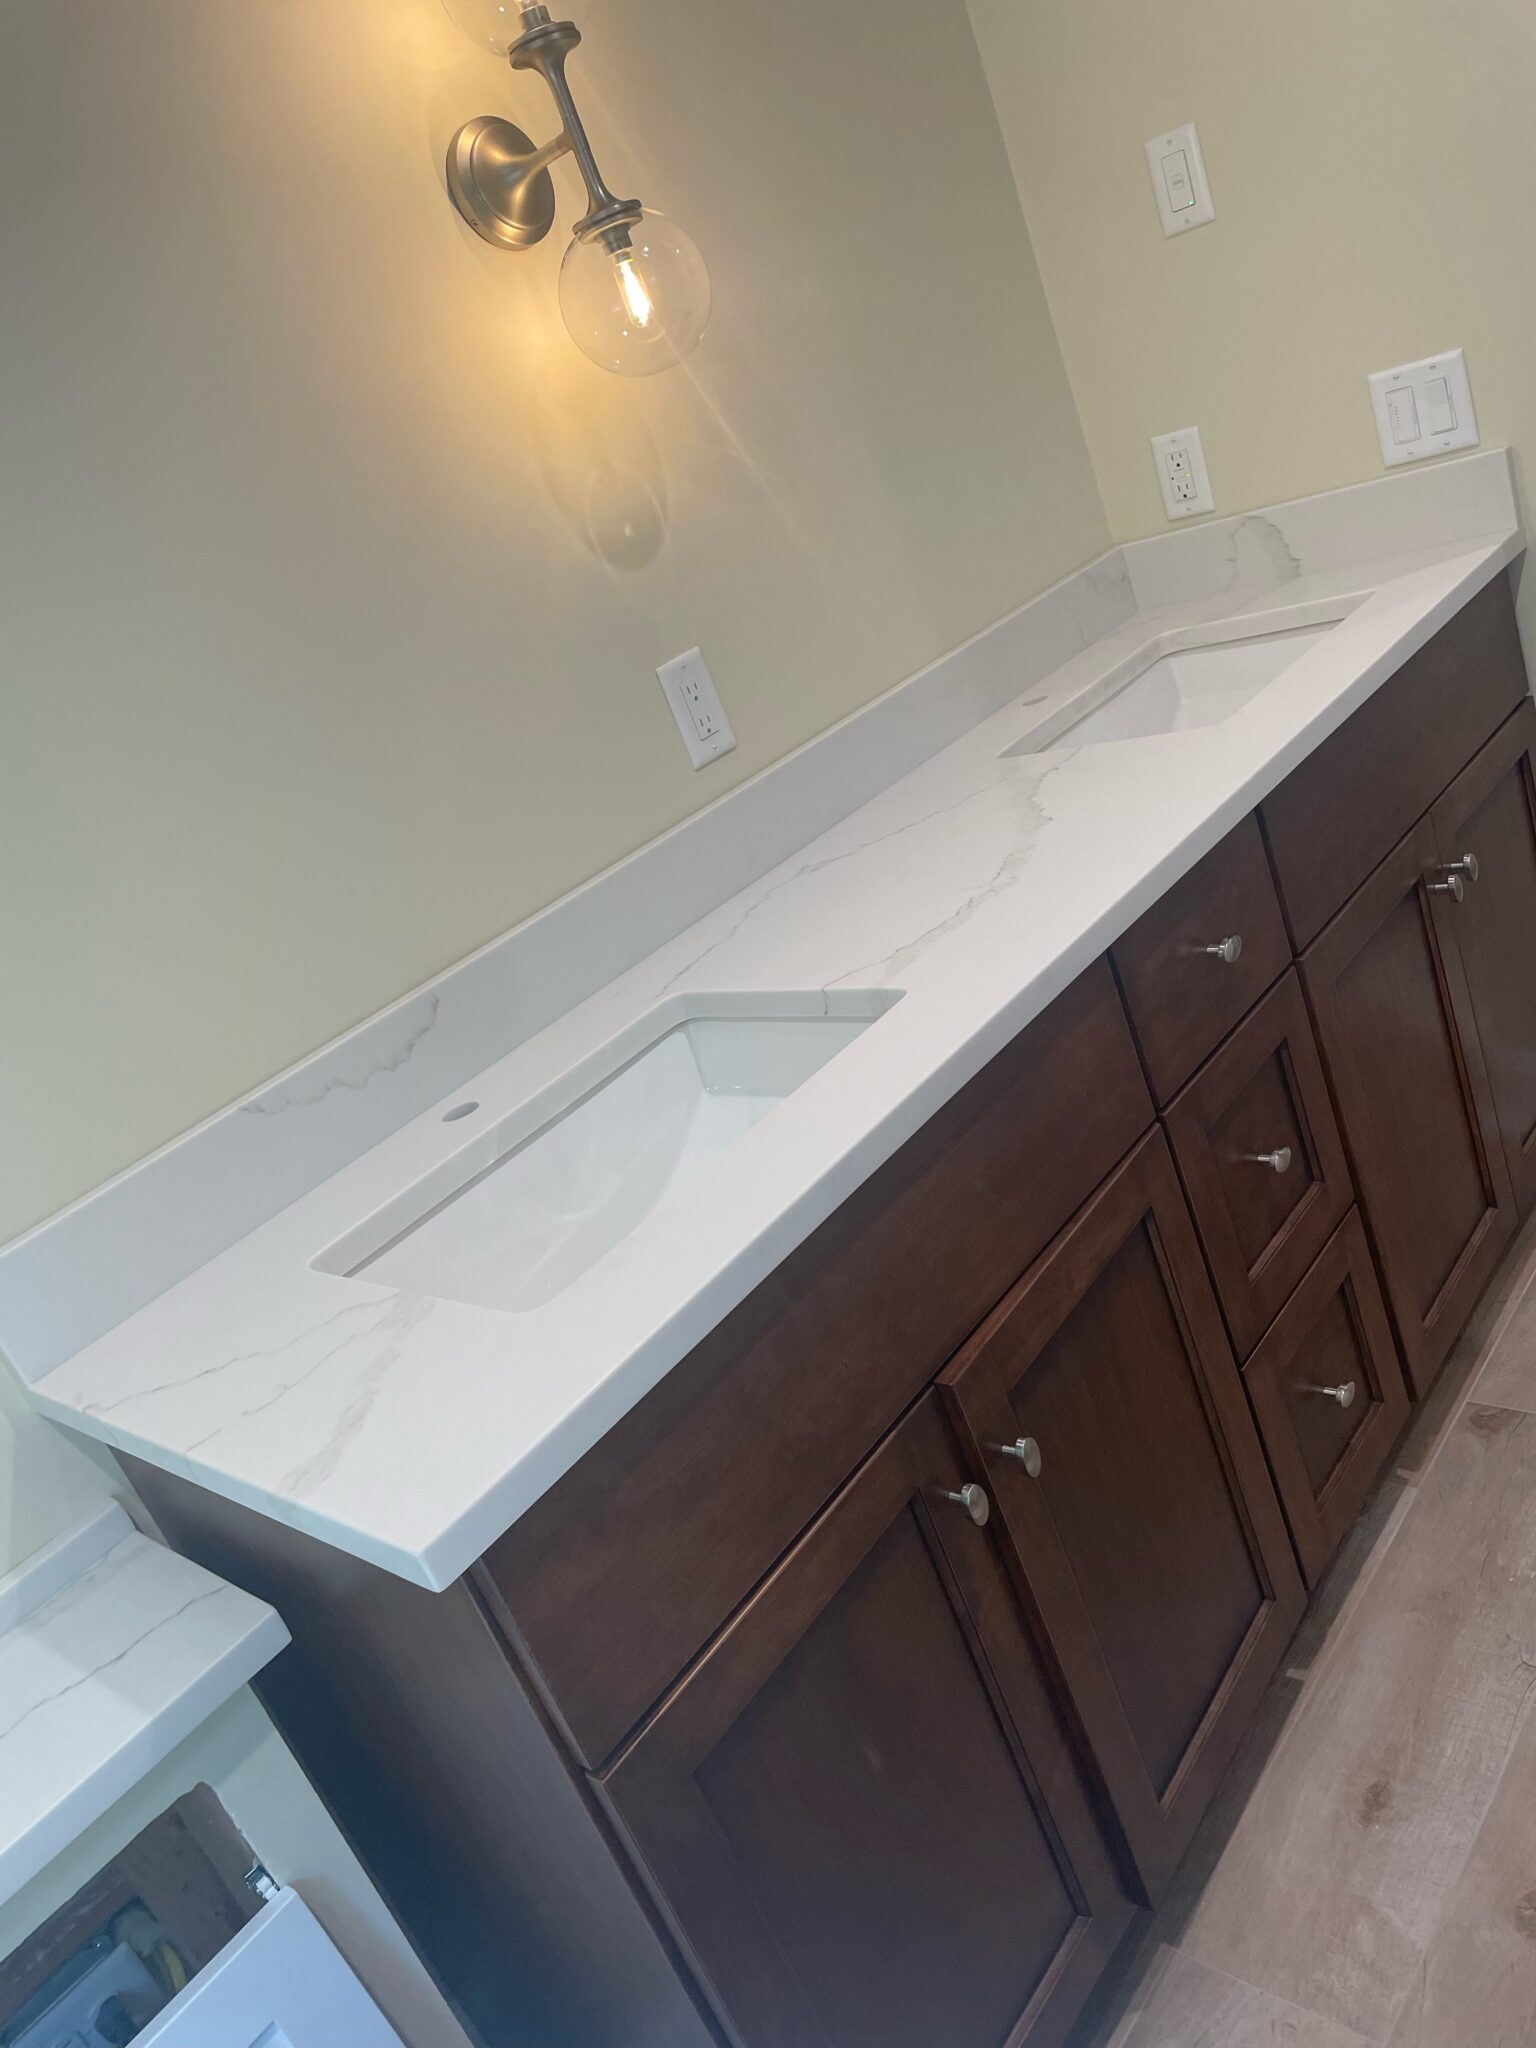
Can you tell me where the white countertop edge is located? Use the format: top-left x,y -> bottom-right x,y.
0,1515 -> 290,1902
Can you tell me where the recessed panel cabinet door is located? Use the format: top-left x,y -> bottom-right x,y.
597,1393 -> 1135,2048
1301,814 -> 1515,1397
941,1132 -> 1305,1903
1432,700 -> 1536,1217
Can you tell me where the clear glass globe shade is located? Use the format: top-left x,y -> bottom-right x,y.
440,0 -> 529,57
558,212 -> 711,377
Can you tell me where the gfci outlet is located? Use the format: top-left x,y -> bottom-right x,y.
657,647 -> 737,769
1151,425 -> 1216,520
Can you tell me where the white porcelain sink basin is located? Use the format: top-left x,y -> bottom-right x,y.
1001,608 -> 1357,757
317,993 -> 901,1314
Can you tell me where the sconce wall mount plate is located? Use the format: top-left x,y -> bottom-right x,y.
447,116 -> 558,250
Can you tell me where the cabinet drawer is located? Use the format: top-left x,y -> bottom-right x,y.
481,959 -> 1153,1768
1242,1211 -> 1410,1585
1165,971 -> 1352,1358
1261,574 -> 1526,949
1111,815 -> 1292,1105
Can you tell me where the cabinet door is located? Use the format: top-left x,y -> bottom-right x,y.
598,1393 -> 1135,2048
941,1133 -> 1304,1903
1432,700 -> 1536,1216
1301,815 -> 1515,1398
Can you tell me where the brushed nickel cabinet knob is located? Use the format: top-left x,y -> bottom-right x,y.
1427,873 -> 1465,903
994,1437 -> 1043,1478
1309,1380 -> 1358,1408
939,1482 -> 991,1527
1200,935 -> 1244,965
1242,1147 -> 1293,1175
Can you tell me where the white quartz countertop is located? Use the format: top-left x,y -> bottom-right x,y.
0,1504 -> 288,1902
18,468 -> 1527,1590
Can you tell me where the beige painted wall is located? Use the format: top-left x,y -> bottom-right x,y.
0,0 -> 1108,1251
968,0 -> 1536,543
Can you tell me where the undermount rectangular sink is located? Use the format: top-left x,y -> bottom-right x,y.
1001,607 -> 1358,757
316,992 -> 902,1315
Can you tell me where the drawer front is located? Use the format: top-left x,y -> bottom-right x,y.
1112,815 -> 1292,1105
1242,1211 -> 1410,1584
481,959 -> 1153,1768
1165,971 -> 1353,1358
1261,574 -> 1526,950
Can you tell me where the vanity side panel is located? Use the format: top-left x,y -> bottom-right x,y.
481,959 -> 1154,1768
120,1456 -> 719,2048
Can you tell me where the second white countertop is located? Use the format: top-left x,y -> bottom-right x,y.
17,462 -> 1528,1588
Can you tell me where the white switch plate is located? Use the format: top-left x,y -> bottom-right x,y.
1368,348 -> 1480,467
657,647 -> 737,769
1145,123 -> 1216,237
1151,425 -> 1216,520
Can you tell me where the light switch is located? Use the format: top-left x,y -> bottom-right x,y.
1145,123 -> 1217,237
1385,385 -> 1421,446
1424,375 -> 1458,436
1161,149 -> 1197,212
1368,349 -> 1480,466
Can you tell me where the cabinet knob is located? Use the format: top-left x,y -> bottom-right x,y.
1198,935 -> 1244,965
1427,872 -> 1466,903
939,1482 -> 991,1527
1446,852 -> 1480,883
994,1436 -> 1043,1478
1242,1147 -> 1293,1175
1309,1380 -> 1358,1408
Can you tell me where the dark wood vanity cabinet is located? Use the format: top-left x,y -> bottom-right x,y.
599,1394 -> 1135,2048
125,573 -> 1536,2048
941,1133 -> 1304,1900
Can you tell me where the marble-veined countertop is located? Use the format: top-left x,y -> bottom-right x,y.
18,467 -> 1527,1589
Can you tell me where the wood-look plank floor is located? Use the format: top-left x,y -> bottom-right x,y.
1073,1215 -> 1536,2048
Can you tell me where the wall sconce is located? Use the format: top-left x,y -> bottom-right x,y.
443,0 -> 711,378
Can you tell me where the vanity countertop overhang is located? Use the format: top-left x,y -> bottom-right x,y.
12,460 -> 1529,1589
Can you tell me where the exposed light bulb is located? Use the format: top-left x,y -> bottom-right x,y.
558,211 -> 710,377
614,253 -> 656,330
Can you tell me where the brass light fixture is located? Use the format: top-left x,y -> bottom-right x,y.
443,0 -> 711,378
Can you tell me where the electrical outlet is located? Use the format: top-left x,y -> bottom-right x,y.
1151,425 -> 1216,520
657,647 -> 737,769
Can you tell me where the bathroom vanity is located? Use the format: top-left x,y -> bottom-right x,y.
8,450 -> 1533,2047
104,571 -> 1536,2046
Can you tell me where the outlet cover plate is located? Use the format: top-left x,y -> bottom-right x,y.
1151,425 -> 1216,520
657,647 -> 737,769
